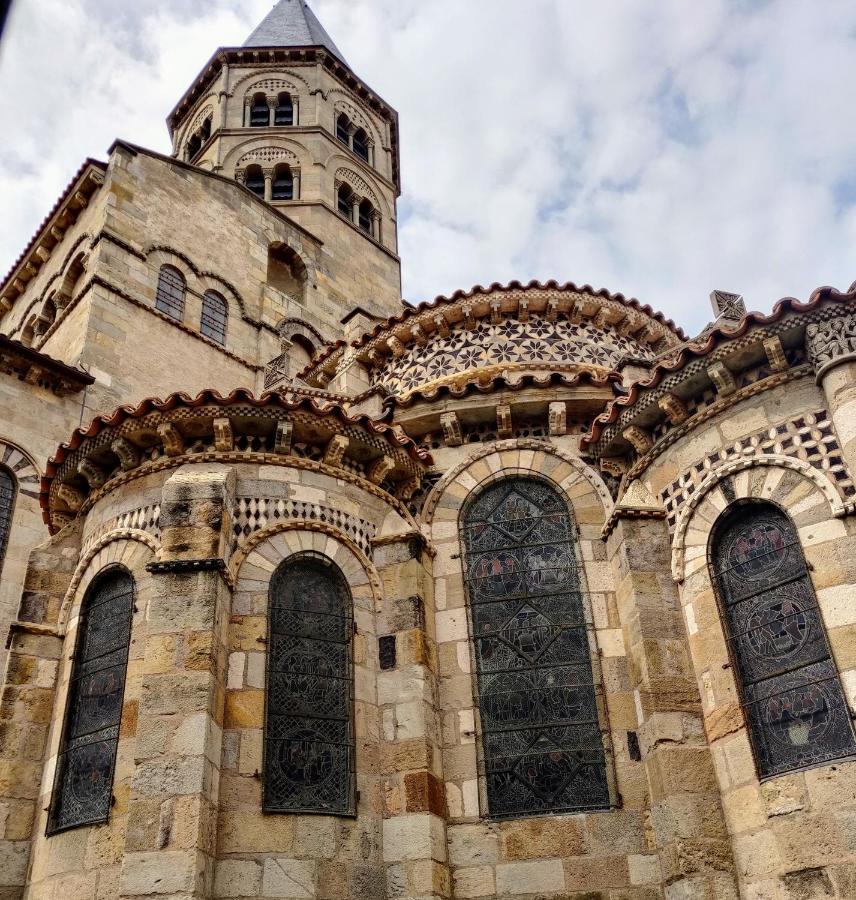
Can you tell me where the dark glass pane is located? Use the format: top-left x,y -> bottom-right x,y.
462,478 -> 609,818
48,570 -> 134,834
0,468 -> 14,577
200,292 -> 227,344
353,129 -> 369,161
272,170 -> 293,201
265,556 -> 354,814
155,267 -> 185,321
711,503 -> 856,779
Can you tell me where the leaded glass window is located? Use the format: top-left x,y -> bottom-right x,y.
710,501 -> 856,779
200,291 -> 227,345
48,568 -> 134,834
264,553 -> 355,815
461,478 -> 610,818
155,265 -> 185,321
0,467 -> 15,578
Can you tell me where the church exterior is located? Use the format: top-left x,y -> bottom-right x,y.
1,2 -> 856,898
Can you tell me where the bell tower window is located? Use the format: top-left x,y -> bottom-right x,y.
352,128 -> 369,162
250,92 -> 269,127
272,165 -> 294,201
245,165 -> 265,198
275,92 -> 294,126
336,113 -> 350,145
358,199 -> 373,234
337,183 -> 353,218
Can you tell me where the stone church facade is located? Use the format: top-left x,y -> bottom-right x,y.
1,2 -> 856,898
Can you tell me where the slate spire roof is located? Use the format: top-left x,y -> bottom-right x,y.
244,0 -> 348,65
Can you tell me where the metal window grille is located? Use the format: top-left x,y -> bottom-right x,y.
461,478 -> 611,818
711,501 -> 856,779
155,267 -> 185,321
0,468 -> 15,578
264,553 -> 355,815
47,569 -> 134,834
200,291 -> 227,345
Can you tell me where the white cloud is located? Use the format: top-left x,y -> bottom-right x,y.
2,0 -> 855,334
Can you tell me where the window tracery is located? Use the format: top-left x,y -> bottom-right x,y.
461,478 -> 610,818
48,568 -> 134,834
0,467 -> 15,578
710,501 -> 856,778
264,553 -> 355,815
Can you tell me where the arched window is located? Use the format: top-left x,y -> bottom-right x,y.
352,128 -> 369,162
337,183 -> 353,218
155,265 -> 186,321
264,553 -> 355,815
275,92 -> 293,126
336,113 -> 350,145
186,133 -> 202,161
0,467 -> 15,579
200,291 -> 228,345
245,165 -> 265,199
358,199 -> 374,234
272,164 -> 293,201
250,92 -> 269,127
461,478 -> 610,818
48,568 -> 135,834
710,500 -> 856,779
200,115 -> 212,142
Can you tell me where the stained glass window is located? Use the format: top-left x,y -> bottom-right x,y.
710,501 -> 856,779
264,554 -> 355,815
48,568 -> 134,834
461,478 -> 610,818
0,467 -> 15,578
155,265 -> 186,321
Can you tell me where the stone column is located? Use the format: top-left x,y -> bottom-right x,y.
119,466 -> 235,900
607,512 -> 738,899
267,96 -> 277,127
262,168 -> 274,203
0,525 -> 80,898
243,99 -> 251,128
373,533 -> 451,900
292,96 -> 299,126
292,169 -> 301,201
807,311 -> 856,477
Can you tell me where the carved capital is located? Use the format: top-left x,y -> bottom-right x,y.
440,412 -> 463,447
806,312 -> 856,380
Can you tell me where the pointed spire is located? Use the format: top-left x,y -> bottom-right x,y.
244,0 -> 348,65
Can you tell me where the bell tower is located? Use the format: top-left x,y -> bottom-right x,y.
167,0 -> 403,316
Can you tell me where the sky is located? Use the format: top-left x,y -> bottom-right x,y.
1,0 -> 855,335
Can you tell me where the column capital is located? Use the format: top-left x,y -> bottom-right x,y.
807,311 -> 856,381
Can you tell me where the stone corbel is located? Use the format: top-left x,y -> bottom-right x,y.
158,422 -> 186,457
763,336 -> 790,373
707,361 -> 737,396
623,425 -> 653,454
490,299 -> 502,325
57,483 -> 84,513
367,455 -> 395,485
78,459 -> 106,489
274,420 -> 293,455
323,434 -> 349,467
496,404 -> 513,439
546,298 -> 560,323
461,302 -> 475,329
213,417 -> 234,452
112,438 -> 140,471
440,412 -> 463,447
387,335 -> 406,358
517,299 -> 529,323
548,401 -> 567,437
410,324 -> 428,346
433,313 -> 450,337
658,392 -> 688,425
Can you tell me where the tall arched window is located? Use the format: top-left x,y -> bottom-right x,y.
250,92 -> 269,127
265,553 -> 355,815
0,467 -> 15,579
336,113 -> 351,145
461,478 -> 610,818
200,291 -> 228,345
710,500 -> 856,779
337,183 -> 353,218
245,165 -> 265,199
155,265 -> 186,321
48,568 -> 134,834
272,164 -> 293,201
275,92 -> 293,126
200,115 -> 212,142
352,128 -> 369,162
358,199 -> 374,235
186,133 -> 202,161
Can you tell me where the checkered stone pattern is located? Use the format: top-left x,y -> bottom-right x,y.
661,410 -> 856,531
82,505 -> 162,553
374,316 -> 654,396
231,496 -> 376,557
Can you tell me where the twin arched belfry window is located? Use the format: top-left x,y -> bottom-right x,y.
0,467 -> 15,580
461,478 -> 610,818
264,554 -> 355,815
155,266 -> 228,345
48,569 -> 134,834
710,500 -> 856,779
